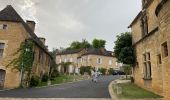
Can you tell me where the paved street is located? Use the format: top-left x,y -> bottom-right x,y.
0,76 -> 118,98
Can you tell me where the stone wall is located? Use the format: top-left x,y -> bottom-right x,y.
157,1 -> 170,100
0,21 -> 29,88
0,21 -> 52,89
131,0 -> 164,97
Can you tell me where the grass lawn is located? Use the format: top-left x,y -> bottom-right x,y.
113,83 -> 163,99
38,75 -> 89,87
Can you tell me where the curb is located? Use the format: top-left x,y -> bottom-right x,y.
108,80 -> 164,100
0,78 -> 91,92
108,80 -> 119,100
35,78 -> 91,89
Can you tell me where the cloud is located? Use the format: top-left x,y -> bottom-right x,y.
0,0 -> 141,51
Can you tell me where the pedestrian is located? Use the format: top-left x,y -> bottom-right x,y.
93,71 -> 98,83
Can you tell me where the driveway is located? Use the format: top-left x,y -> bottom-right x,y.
0,75 -> 119,98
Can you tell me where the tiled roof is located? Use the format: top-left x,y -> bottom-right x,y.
56,47 -> 115,57
81,48 -> 115,57
0,5 -> 53,58
56,49 -> 83,55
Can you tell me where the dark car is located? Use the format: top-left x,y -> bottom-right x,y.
117,71 -> 125,75
112,71 -> 118,75
112,70 -> 125,75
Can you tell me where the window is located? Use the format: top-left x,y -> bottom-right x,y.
143,52 -> 152,79
162,42 -> 168,58
97,58 -> 102,64
0,24 -> 7,30
141,14 -> 148,37
109,60 -> 112,65
157,54 -> 162,64
0,43 -> 5,58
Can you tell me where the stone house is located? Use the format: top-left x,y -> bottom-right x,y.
129,0 -> 170,99
0,5 -> 53,89
56,48 -> 118,74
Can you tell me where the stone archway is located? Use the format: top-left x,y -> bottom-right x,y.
0,69 -> 6,89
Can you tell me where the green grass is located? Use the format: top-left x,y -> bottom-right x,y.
51,75 -> 74,85
113,83 -> 163,99
38,75 -> 89,87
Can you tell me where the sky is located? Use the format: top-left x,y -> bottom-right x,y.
0,0 -> 141,51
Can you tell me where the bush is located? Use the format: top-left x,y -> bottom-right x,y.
98,68 -> 107,75
29,76 -> 40,87
50,69 -> 60,80
80,66 -> 92,75
42,73 -> 49,82
108,68 -> 114,75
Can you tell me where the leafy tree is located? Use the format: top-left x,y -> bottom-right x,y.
66,39 -> 91,50
92,39 -> 106,49
114,32 -> 135,65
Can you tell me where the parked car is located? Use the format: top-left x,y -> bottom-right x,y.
112,70 -> 125,75
117,71 -> 125,75
112,71 -> 118,75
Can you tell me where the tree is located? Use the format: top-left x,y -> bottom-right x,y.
67,39 -> 91,50
114,32 -> 135,65
92,39 -> 106,49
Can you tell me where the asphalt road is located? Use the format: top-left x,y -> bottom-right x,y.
0,75 -> 119,98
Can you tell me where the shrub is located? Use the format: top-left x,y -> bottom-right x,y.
80,66 -> 92,75
108,68 -> 114,75
29,76 -> 40,87
42,73 -> 49,82
50,69 -> 60,80
98,68 -> 107,75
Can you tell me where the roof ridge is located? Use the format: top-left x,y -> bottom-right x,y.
0,5 -> 52,58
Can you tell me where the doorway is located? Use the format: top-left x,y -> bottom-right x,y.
0,69 -> 5,89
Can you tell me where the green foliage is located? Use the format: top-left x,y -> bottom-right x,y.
41,73 -> 49,82
59,62 -> 73,73
114,32 -> 135,65
6,40 -> 34,87
67,39 -> 91,50
92,38 -> 106,49
108,68 -> 114,75
80,66 -> 92,75
29,76 -> 40,87
7,40 -> 34,72
123,65 -> 131,75
50,69 -> 60,80
98,68 -> 107,75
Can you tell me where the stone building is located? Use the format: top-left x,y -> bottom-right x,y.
0,5 -> 53,89
56,48 -> 118,74
129,0 -> 170,99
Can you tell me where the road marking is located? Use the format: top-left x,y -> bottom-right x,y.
0,98 -> 111,100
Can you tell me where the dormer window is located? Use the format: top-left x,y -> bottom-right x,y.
141,14 -> 148,37
0,24 -> 7,30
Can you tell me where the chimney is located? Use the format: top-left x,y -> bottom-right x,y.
39,37 -> 46,44
26,20 -> 36,32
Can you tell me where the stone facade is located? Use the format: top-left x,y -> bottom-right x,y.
77,54 -> 117,71
0,6 -> 53,89
129,0 -> 170,99
56,48 -> 119,74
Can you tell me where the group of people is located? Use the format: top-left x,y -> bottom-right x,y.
91,70 -> 101,83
